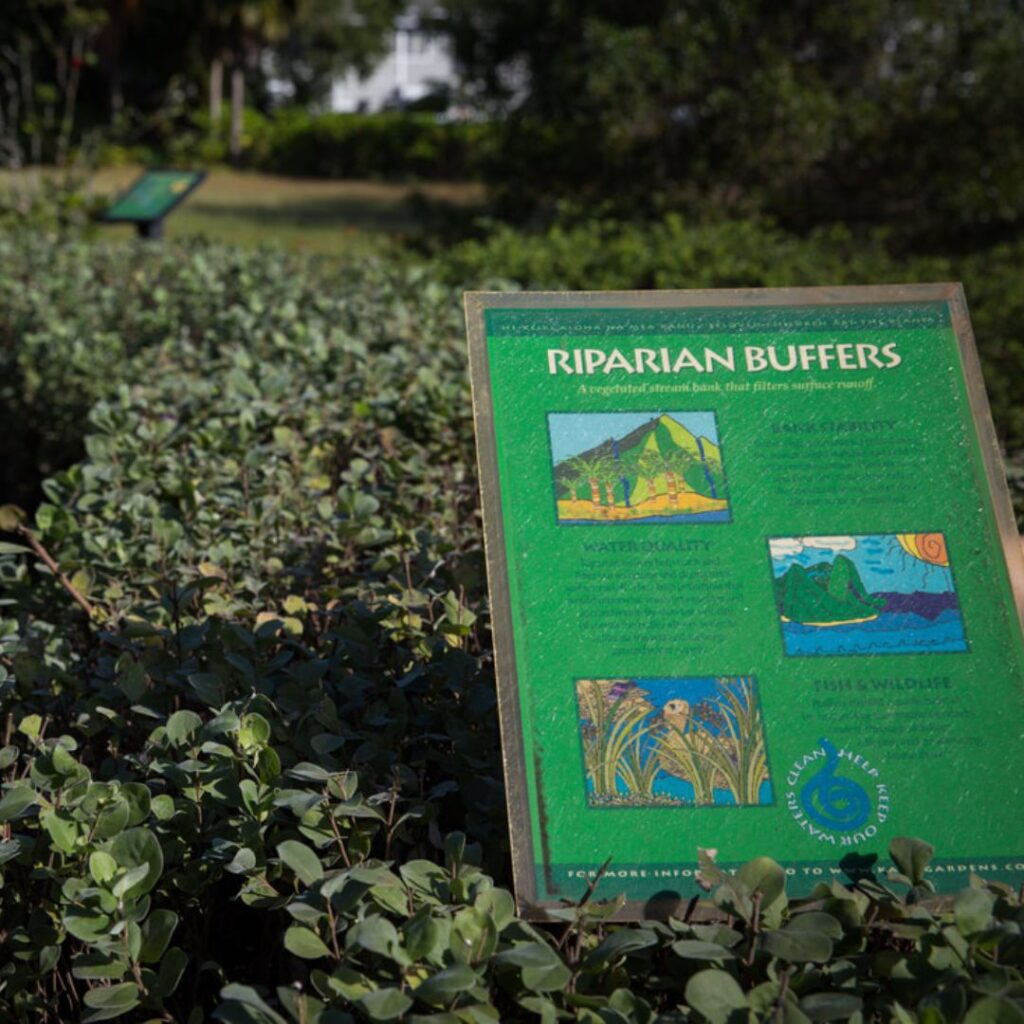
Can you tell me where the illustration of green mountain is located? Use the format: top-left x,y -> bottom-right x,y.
773,555 -> 886,626
553,413 -> 728,523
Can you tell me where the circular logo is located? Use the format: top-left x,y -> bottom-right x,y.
786,738 -> 889,847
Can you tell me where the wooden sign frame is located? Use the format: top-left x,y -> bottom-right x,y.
466,284 -> 1024,920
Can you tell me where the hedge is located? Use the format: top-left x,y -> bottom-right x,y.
112,109 -> 495,181
248,110 -> 493,181
438,216 -> 1024,457
0,235 -> 1022,1022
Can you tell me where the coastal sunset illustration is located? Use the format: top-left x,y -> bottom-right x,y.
768,533 -> 968,656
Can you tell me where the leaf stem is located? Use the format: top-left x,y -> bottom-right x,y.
16,524 -> 94,618
324,788 -> 352,868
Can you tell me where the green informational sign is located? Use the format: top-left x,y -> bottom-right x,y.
465,285 -> 1024,919
102,169 -> 205,224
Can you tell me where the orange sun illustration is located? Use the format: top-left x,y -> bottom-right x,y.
896,533 -> 949,566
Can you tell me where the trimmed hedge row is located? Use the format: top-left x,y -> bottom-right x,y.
246,110 -> 493,181
438,216 -> 1024,457
111,109 -> 495,181
0,236 -> 1022,1022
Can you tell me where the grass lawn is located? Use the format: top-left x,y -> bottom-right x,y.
4,166 -> 485,254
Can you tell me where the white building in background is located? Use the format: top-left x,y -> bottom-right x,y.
328,7 -> 457,113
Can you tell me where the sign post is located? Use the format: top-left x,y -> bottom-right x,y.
100,169 -> 205,239
465,284 -> 1024,919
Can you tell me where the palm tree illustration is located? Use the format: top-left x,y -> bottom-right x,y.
567,454 -> 611,517
594,456 -> 621,513
637,450 -> 663,507
646,447 -> 683,507
619,450 -> 647,512
560,464 -> 587,506
667,448 -> 695,501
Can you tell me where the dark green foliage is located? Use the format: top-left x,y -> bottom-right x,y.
1,235 -> 1023,1021
438,216 -> 1024,455
240,109 -> 493,182
0,0 -> 406,147
447,0 -> 1024,244
122,108 -> 495,181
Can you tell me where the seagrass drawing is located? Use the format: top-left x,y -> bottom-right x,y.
575,677 -> 772,807
548,412 -> 730,524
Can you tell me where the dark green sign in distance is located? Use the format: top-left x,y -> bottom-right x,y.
101,169 -> 205,237
465,285 -> 1024,920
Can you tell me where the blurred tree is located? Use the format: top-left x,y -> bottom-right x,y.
209,0 -> 403,155
445,0 -> 1024,246
1,0 -> 405,161
0,0 -> 108,167
190,1 -> 298,160
266,0 -> 405,108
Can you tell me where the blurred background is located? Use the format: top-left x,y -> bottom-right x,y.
1,0 -> 1022,481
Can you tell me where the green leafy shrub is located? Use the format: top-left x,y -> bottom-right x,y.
141,107 -> 494,181
439,216 -> 1024,454
1,234 -> 1023,1020
0,234 -> 423,502
251,110 -> 493,182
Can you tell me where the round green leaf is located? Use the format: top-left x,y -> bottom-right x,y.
89,851 -> 118,885
121,783 -> 152,826
494,942 -> 562,969
42,810 -> 78,854
356,987 -> 413,1021
785,912 -> 844,939
109,828 -> 163,898
583,928 -> 658,971
799,992 -> 864,1021
955,886 -> 995,937
474,887 -> 516,931
166,710 -> 203,747
737,856 -> 786,907
348,916 -> 401,960
964,997 -> 1024,1024
414,965 -> 479,1006
0,504 -> 26,531
761,927 -> 833,964
93,798 -> 131,839
685,969 -> 751,1024
239,712 -> 271,750
0,785 -> 37,822
404,913 -> 446,962
113,863 -> 152,899
82,980 -> 140,1015
671,939 -> 737,962
150,795 -> 175,820
17,715 -> 42,740
51,743 -> 79,776
155,947 -> 189,999
889,836 -> 934,885
284,925 -> 332,960
63,908 -> 113,943
116,661 -> 148,701
139,909 -> 179,964
277,839 -> 324,887
521,960 -> 572,993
